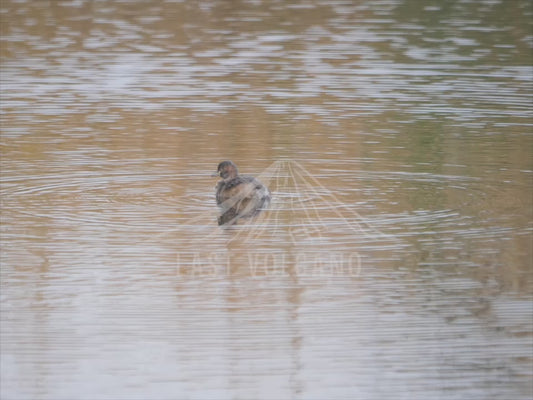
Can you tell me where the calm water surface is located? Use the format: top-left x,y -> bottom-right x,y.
1,0 -> 532,399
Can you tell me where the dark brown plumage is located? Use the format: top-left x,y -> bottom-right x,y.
214,161 -> 271,225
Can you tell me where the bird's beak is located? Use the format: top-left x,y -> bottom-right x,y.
211,172 -> 219,177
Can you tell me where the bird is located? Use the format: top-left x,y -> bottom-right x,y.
213,160 -> 271,225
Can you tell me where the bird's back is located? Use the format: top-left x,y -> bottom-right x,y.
216,175 -> 270,225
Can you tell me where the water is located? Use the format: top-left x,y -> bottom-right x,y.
1,0 -> 532,399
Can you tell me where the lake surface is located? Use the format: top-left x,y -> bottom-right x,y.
1,0 -> 532,399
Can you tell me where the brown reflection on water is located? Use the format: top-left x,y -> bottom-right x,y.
2,0 -> 532,399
